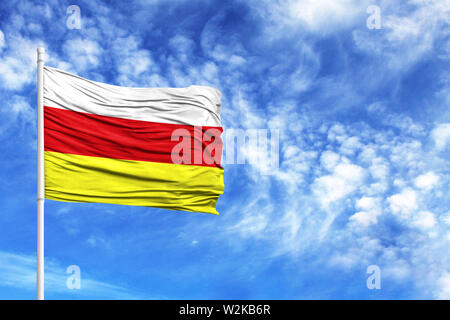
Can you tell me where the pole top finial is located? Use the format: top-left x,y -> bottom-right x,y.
37,48 -> 45,62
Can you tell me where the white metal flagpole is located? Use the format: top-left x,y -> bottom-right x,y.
36,47 -> 45,300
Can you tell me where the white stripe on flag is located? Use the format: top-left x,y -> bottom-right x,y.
43,66 -> 222,127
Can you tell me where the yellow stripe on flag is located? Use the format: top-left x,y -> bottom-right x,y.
44,151 -> 224,214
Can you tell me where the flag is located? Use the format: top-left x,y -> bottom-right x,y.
43,66 -> 224,214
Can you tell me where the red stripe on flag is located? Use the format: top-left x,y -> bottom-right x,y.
44,106 -> 223,167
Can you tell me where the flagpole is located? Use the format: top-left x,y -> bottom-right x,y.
36,47 -> 45,300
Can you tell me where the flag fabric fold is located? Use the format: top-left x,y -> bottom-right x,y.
43,66 -> 224,214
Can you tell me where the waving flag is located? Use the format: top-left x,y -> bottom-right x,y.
43,66 -> 224,214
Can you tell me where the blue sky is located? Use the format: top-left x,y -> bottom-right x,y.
0,0 -> 449,299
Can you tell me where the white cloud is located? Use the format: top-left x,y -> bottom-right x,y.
169,35 -> 195,63
11,96 -> 34,122
350,211 -> 377,227
436,272 -> 450,299
113,36 -> 155,84
388,188 -> 418,217
358,145 -> 377,163
85,235 -> 111,248
0,35 -> 45,90
62,38 -> 102,71
412,211 -> 437,230
383,259 -> 412,281
350,196 -> 381,227
327,124 -> 346,142
442,212 -> 450,226
431,123 -> 450,151
0,30 -> 5,50
356,196 -> 377,211
228,214 -> 268,237
414,172 -> 440,190
339,136 -> 362,156
289,0 -> 370,31
0,95 -> 35,137
369,158 -> 390,181
313,162 -> 365,207
320,150 -> 340,171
